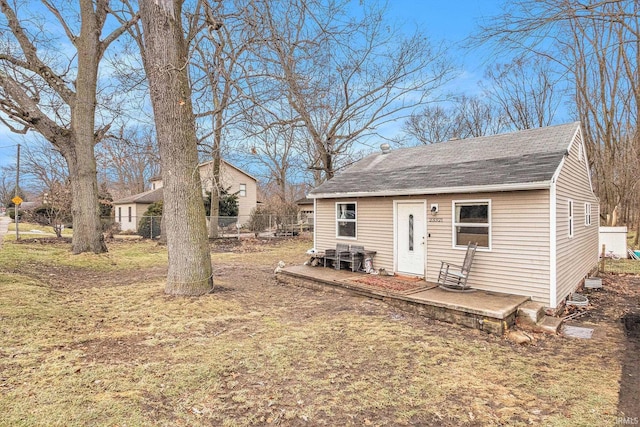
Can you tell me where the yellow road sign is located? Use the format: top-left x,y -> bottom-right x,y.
11,196 -> 23,205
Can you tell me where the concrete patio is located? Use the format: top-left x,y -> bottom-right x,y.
276,265 -> 531,335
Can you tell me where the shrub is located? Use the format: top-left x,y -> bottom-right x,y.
204,188 -> 239,227
7,207 -> 22,220
246,206 -> 271,237
138,202 -> 163,239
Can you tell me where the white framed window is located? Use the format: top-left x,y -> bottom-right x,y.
336,202 -> 356,239
452,200 -> 490,249
239,184 -> 247,197
568,199 -> 574,237
584,202 -> 591,226
118,207 -> 122,223
128,206 -> 132,223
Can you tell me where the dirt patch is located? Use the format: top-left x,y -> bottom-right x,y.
209,236 -> 300,253
622,312 -> 640,338
22,262 -> 168,290
14,236 -> 72,244
1,238 -> 636,426
574,274 -> 640,420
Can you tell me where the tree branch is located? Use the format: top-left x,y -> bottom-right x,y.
0,0 -> 76,104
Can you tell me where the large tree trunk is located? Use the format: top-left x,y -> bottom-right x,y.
64,145 -> 106,253
140,0 -> 213,295
68,5 -> 107,254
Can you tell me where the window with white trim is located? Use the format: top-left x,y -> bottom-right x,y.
239,184 -> 247,197
336,202 -> 356,238
584,202 -> 591,226
453,201 -> 490,248
568,200 -> 574,237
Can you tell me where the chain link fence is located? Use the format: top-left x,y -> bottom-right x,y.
109,214 -> 313,239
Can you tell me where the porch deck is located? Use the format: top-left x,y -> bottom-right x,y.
276,265 -> 530,335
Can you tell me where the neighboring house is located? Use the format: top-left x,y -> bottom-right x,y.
113,160 -> 257,232
309,122 -> 599,309
113,188 -> 163,232
198,160 -> 258,222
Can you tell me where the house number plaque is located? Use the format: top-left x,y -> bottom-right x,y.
428,218 -> 443,222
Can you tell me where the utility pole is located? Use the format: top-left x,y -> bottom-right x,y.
15,143 -> 20,240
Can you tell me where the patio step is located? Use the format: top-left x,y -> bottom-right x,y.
516,301 -> 563,334
516,301 -> 562,334
517,301 -> 545,324
536,316 -> 563,334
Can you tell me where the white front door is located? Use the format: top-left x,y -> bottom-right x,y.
396,201 -> 426,276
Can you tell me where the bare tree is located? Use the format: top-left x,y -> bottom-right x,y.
483,57 -> 561,130
250,0 -> 454,184
40,181 -> 72,237
0,165 -> 15,207
405,96 -> 504,144
18,138 -> 68,193
404,105 -> 457,145
97,126 -> 160,199
240,106 -> 306,203
0,1 -> 137,253
188,0 -> 254,238
453,95 -> 506,139
139,0 -> 213,295
476,0 -> 640,225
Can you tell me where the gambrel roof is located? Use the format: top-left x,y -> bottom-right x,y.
310,122 -> 582,198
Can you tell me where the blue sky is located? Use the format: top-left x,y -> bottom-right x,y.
389,0 -> 503,91
0,0 -> 503,169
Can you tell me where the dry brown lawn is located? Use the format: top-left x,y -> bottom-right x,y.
0,235 -> 634,426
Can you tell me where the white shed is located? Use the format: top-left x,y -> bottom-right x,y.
599,226 -> 628,258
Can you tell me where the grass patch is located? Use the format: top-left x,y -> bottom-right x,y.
601,258 -> 640,275
0,237 -> 624,426
0,238 -> 167,273
7,221 -> 73,236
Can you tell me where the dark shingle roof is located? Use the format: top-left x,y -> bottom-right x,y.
112,188 -> 163,205
310,122 -> 580,197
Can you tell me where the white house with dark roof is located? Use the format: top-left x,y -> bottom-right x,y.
309,122 -> 599,309
112,188 -> 163,232
113,160 -> 257,232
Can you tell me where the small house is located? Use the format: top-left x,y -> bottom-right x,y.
113,159 -> 257,232
113,188 -> 163,232
308,122 -> 599,309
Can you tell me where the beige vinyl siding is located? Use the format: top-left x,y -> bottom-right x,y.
220,165 -> 257,221
315,197 -> 396,269
425,191 -> 551,304
315,190 -> 552,304
198,162 -> 258,221
555,133 -> 599,305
